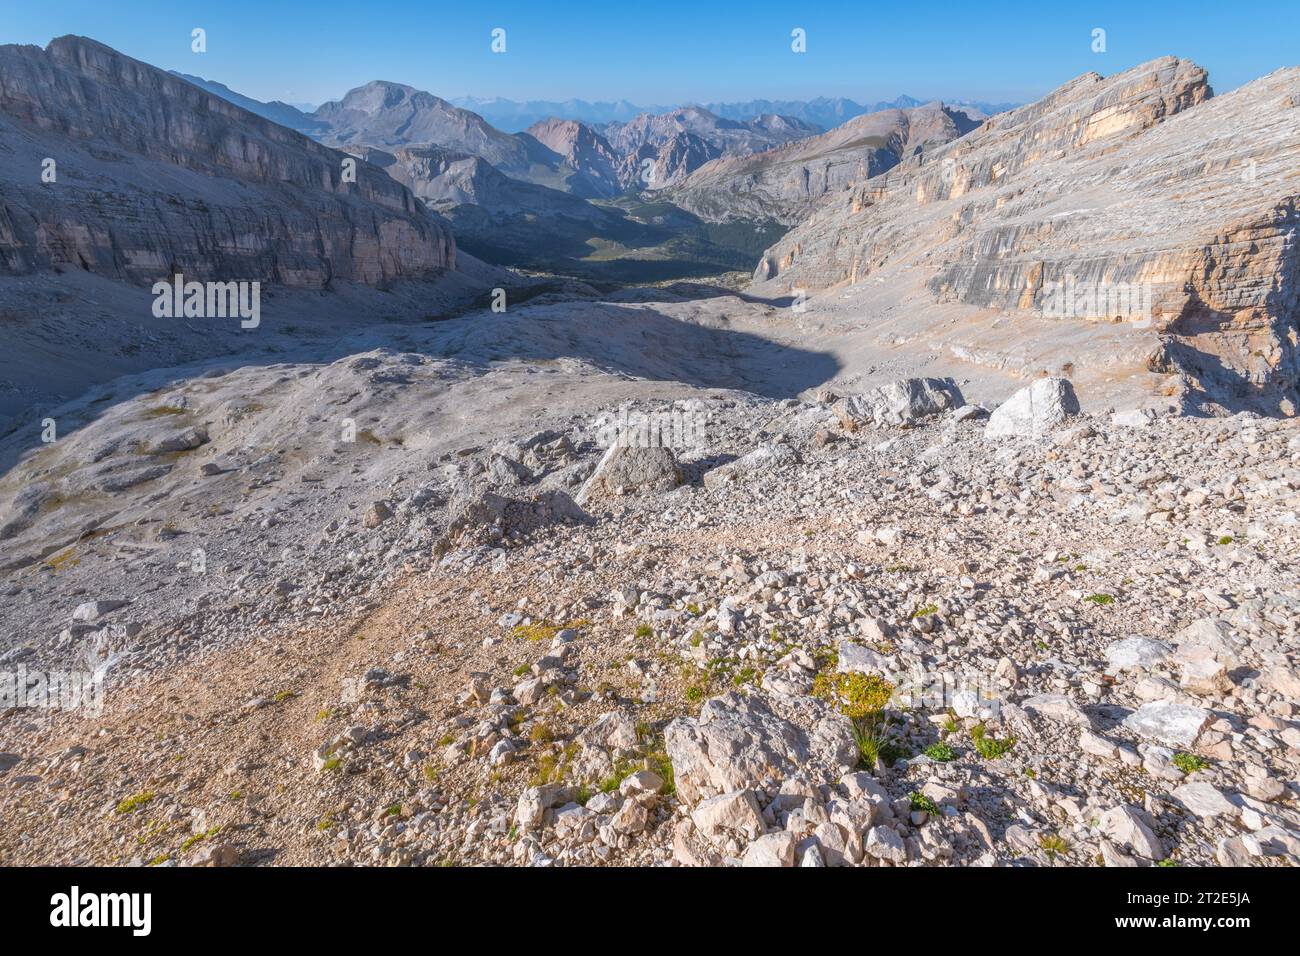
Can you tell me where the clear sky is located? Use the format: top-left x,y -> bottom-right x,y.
4,0 -> 1294,108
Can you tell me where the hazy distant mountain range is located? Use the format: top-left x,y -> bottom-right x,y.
452,94 -> 1019,131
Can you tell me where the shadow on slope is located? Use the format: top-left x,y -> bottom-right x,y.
0,294 -> 840,483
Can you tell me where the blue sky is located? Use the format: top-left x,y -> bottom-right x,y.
4,0 -> 1293,107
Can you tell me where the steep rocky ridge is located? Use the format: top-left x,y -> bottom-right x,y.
620,132 -> 723,189
313,82 -> 612,197
0,37 -> 454,287
169,71 -> 325,136
603,107 -> 821,158
667,104 -> 979,225
757,57 -> 1300,412
522,118 -> 624,198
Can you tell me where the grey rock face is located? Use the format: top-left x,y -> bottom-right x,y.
353,144 -> 619,223
606,106 -> 817,166
0,37 -> 454,287
442,489 -> 589,549
1104,637 -> 1172,672
619,132 -> 722,189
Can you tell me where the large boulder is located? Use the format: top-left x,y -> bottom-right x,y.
1122,700 -> 1212,748
984,377 -> 1081,439
441,488 -> 589,549
834,378 -> 959,429
664,691 -> 856,804
577,444 -> 682,503
703,443 -> 799,491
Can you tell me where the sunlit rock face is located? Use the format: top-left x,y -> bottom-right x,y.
760,57 -> 1300,412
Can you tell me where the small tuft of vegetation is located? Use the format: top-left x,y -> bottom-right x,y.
634,623 -> 654,639
909,792 -> 940,815
529,742 -> 579,787
924,742 -> 956,762
911,603 -> 939,619
1173,752 -> 1210,774
644,750 -> 676,797
815,671 -> 898,768
1216,535 -> 1233,546
180,826 -> 222,853
1084,593 -> 1114,606
1038,833 -> 1070,861
528,723 -> 554,745
970,723 -> 1016,760
813,671 -> 895,719
598,758 -> 638,795
115,791 -> 155,814
513,621 -> 562,643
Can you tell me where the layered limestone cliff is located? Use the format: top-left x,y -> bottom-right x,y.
757,57 -> 1300,411
0,37 -> 455,287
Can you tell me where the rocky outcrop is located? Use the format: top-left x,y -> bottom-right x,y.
664,691 -> 856,804
0,37 -> 454,287
520,118 -> 624,198
668,105 -> 979,224
757,57 -> 1300,411
620,132 -> 722,188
